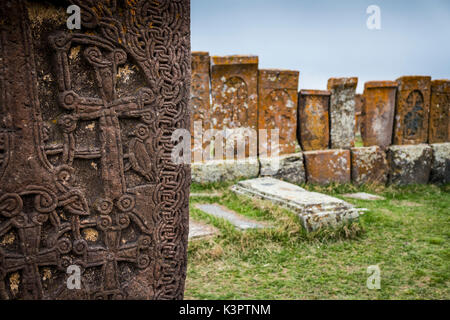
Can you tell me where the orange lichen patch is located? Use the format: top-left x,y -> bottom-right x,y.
211,55 -> 258,66
298,89 -> 330,151
9,272 -> 20,296
428,79 -> 449,143
83,228 -> 99,242
351,146 -> 388,185
361,80 -> 397,147
304,149 -> 351,185
0,232 -> 15,245
394,76 -> 431,145
327,77 -> 358,89
258,69 -> 299,155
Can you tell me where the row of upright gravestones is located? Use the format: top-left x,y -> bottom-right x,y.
189,52 -> 449,186
0,0 -> 190,300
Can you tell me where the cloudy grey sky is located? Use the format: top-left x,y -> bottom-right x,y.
191,0 -> 450,92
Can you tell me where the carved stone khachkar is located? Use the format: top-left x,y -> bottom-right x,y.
394,76 -> 431,145
428,80 -> 449,144
258,69 -> 299,155
0,0 -> 190,300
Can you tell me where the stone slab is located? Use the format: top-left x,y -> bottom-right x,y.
394,76 -> 431,145
342,192 -> 385,201
351,146 -> 388,185
387,144 -> 432,185
430,143 -> 450,184
191,158 -> 259,183
361,81 -> 397,147
327,77 -> 358,149
259,152 -> 306,185
297,90 -> 331,151
190,192 -> 224,198
195,204 -> 269,230
231,177 -> 362,231
429,80 -> 449,143
354,93 -> 365,134
258,69 -> 299,155
303,149 -> 351,185
189,219 -> 218,240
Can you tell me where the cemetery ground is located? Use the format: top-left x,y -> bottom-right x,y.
185,181 -> 449,299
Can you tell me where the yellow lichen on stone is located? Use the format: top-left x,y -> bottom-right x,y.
9,273 -> 20,295
27,2 -> 66,28
0,232 -> 15,246
42,268 -> 52,281
69,46 -> 81,60
83,228 -> 99,242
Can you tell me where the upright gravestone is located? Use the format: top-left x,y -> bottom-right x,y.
297,90 -> 331,151
428,80 -> 449,143
361,81 -> 397,148
210,55 -> 258,157
0,0 -> 190,300
327,77 -> 358,149
394,76 -> 431,145
190,52 -> 211,161
258,69 -> 299,155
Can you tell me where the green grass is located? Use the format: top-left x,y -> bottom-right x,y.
185,181 -> 450,300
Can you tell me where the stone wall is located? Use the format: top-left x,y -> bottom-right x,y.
189,52 -> 450,185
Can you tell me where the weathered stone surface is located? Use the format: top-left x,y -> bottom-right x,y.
394,76 -> 431,145
190,192 -> 223,198
0,0 -> 190,300
191,52 -> 211,160
297,90 -> 330,151
387,144 -> 432,185
189,219 -> 218,240
430,143 -> 450,184
210,55 -> 258,157
191,158 -> 259,183
429,80 -> 450,143
361,81 -> 397,147
351,146 -> 388,185
259,153 -> 306,185
195,204 -> 269,230
342,193 -> 385,201
354,94 -> 365,135
231,177 -> 362,232
303,149 -> 351,185
327,77 -> 358,149
258,69 -> 299,155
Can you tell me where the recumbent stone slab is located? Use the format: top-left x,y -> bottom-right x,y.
361,81 -> 397,148
189,219 -> 218,240
195,204 -> 269,230
258,69 -> 299,155
297,90 -> 331,151
327,77 -> 358,149
430,143 -> 450,184
387,144 -> 432,185
342,193 -> 385,201
303,149 -> 351,185
351,146 -> 388,185
394,76 -> 431,145
0,0 -> 190,300
231,177 -> 362,232
429,80 -> 450,144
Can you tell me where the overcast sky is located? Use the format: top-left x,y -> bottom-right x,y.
191,0 -> 450,93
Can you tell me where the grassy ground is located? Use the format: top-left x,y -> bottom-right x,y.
185,181 -> 450,300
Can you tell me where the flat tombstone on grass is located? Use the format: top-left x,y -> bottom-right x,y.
258,69 -> 299,155
361,81 -> 397,148
191,52 -> 211,162
0,0 -> 190,300
394,76 -> 431,145
297,90 -> 331,151
428,80 -> 449,143
327,77 -> 358,149
210,55 -> 258,157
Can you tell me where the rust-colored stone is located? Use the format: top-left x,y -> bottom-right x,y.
354,94 -> 365,135
304,149 -> 351,185
297,90 -> 330,151
361,81 -> 397,147
190,52 -> 211,161
258,69 -> 299,155
0,0 -> 190,300
394,76 -> 431,145
211,55 -> 258,157
428,80 -> 449,143
327,77 -> 358,149
351,146 -> 388,185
